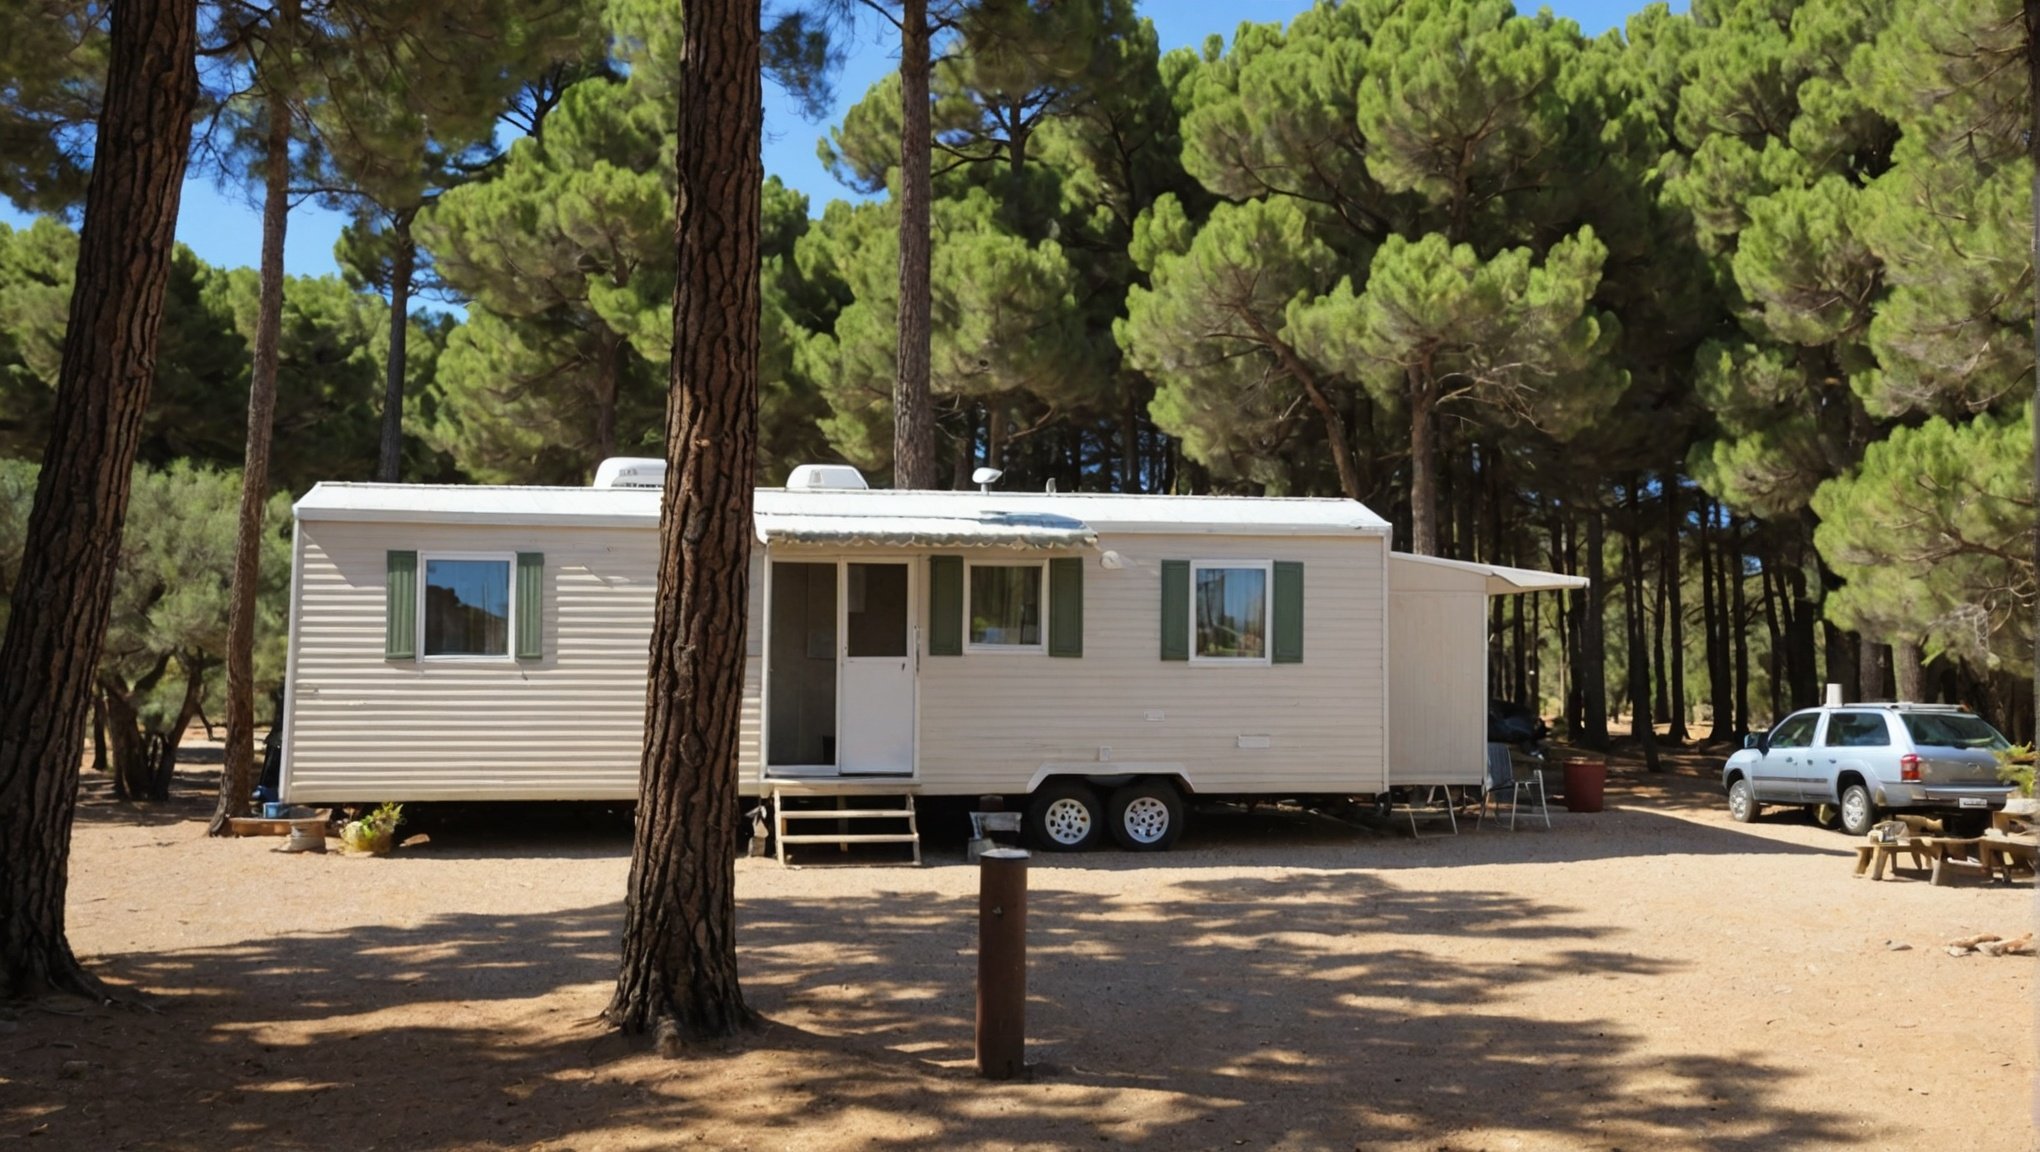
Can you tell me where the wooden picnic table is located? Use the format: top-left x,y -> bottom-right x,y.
1854,833 -> 2039,886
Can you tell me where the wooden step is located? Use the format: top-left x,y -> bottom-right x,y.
772,789 -> 921,868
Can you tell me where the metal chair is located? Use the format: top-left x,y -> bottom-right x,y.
1479,742 -> 1550,830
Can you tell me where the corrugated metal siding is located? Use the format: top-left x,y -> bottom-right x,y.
283,521 -> 763,802
914,532 -> 1388,795
1387,559 -> 1488,786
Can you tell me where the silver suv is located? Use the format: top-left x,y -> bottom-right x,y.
1721,704 -> 2014,837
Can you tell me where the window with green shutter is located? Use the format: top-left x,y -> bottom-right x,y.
1159,559 -> 1189,661
928,555 -> 963,656
516,552 -> 544,660
385,550 -> 417,660
1272,561 -> 1304,664
1048,557 -> 1083,657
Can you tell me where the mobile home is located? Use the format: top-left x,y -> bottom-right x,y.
279,461 -> 1578,852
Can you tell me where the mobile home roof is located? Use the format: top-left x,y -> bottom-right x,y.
293,482 -> 1392,539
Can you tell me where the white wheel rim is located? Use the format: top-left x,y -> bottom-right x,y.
1122,796 -> 1171,844
1043,797 -> 1093,845
1843,791 -> 1868,829
1729,785 -> 1749,821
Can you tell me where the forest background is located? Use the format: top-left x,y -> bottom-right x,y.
1,0 -> 2033,798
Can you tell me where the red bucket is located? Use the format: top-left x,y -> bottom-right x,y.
1562,758 -> 1606,814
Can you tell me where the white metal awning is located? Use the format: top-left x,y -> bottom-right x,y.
755,510 -> 1097,550
1391,552 -> 1589,595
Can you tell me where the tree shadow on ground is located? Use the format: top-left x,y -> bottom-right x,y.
3,861 -> 1853,1150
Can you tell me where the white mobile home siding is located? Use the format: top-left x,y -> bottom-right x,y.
909,532 -> 1388,796
282,519 -> 761,801
1386,558 -> 1488,786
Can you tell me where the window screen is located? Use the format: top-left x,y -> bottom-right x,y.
1821,712 -> 1889,748
424,558 -> 510,657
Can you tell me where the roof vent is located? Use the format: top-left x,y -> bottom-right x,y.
592,457 -> 668,489
786,464 -> 869,491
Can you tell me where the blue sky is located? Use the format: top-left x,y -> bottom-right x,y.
0,0 -> 1671,281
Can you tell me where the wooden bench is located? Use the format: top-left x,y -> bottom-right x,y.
1853,838 -> 1928,881
1856,835 -> 2038,886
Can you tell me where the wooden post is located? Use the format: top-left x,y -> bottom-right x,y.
976,847 -> 1028,1080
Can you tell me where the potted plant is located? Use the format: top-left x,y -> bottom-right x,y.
340,802 -> 404,855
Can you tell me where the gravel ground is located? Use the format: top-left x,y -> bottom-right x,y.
1,748 -> 2034,1151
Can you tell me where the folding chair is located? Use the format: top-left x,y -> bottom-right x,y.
1479,742 -> 1550,830
1388,785 -> 1458,838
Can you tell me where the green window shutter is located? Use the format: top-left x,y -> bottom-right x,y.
1273,561 -> 1304,664
1048,557 -> 1083,658
928,555 -> 963,656
516,552 -> 544,660
385,550 -> 417,660
1159,559 -> 1189,661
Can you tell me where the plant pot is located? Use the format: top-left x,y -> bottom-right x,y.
1562,757 -> 1606,814
341,821 -> 394,856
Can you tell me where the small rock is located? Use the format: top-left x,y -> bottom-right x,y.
57,1060 -> 89,1080
1884,941 -> 1911,952
1946,946 -> 1973,958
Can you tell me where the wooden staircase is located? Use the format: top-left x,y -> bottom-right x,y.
771,789 -> 921,866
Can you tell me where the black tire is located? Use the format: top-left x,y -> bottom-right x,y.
1839,783 -> 1877,837
1942,811 -> 1990,839
1026,779 -> 1105,851
1727,777 -> 1759,824
1106,780 -> 1186,851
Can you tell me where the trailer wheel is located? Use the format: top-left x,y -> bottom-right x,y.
1026,780 -> 1105,851
1107,780 -> 1185,851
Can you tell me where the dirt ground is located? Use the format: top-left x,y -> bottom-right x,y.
2,745 -> 2035,1152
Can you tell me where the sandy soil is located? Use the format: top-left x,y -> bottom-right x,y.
1,747 -> 2035,1152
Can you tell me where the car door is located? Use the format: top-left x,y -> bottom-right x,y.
1816,711 -> 1890,802
1754,712 -> 1819,801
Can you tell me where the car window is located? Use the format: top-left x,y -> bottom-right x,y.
1769,713 -> 1819,749
1821,712 -> 1890,748
1901,713 -> 2010,751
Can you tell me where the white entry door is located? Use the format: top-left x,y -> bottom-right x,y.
838,561 -> 915,775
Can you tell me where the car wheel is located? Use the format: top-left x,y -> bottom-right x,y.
1839,784 -> 1877,837
1727,778 -> 1759,824
1107,780 -> 1185,851
1813,803 -> 1841,831
1942,811 -> 1989,839
1026,780 -> 1105,851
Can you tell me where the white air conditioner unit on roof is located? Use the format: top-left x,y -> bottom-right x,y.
592,457 -> 667,489
786,464 -> 869,491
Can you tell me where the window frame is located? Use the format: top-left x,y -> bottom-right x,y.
1768,711 -> 1820,750
1188,559 -> 1274,666
418,550 -> 518,663
964,559 -> 1048,654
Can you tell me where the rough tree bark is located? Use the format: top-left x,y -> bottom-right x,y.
0,0 -> 198,1000
1580,503 -> 1610,749
1664,479 -> 1687,744
375,215 -> 416,482
1624,482 -> 1660,771
1894,639 -> 1924,703
212,38 -> 294,837
2027,0 -> 2039,741
604,0 -> 760,1043
892,0 -> 936,490
1701,499 -> 1730,742
1729,515 -> 1750,736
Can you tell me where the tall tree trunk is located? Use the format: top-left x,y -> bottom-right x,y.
212,51 -> 293,837
90,690 -> 107,774
595,330 -> 622,466
1664,479 -> 1687,744
1624,482 -> 1660,770
1408,370 -> 1440,555
1761,553 -> 1784,722
0,0 -> 196,1000
375,217 -> 415,482
1894,638 -> 1924,703
605,0 -> 759,1043
2027,0 -> 2040,742
1700,500 -> 1729,742
1729,515 -> 1750,737
1119,386 -> 1139,493
148,660 -> 205,801
1783,560 -> 1819,708
102,683 -> 149,802
891,0 -> 936,490
1580,502 -> 1610,750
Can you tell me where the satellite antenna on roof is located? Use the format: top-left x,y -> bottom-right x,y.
972,467 -> 1003,494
